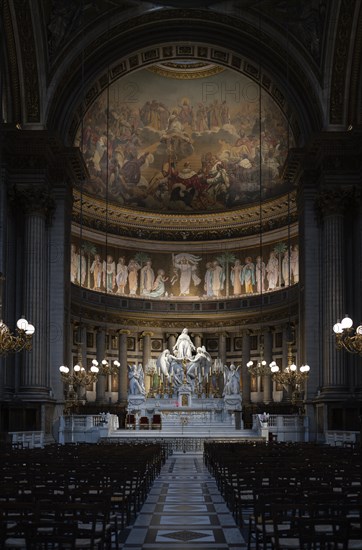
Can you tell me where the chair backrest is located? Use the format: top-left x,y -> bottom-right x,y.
298,517 -> 350,550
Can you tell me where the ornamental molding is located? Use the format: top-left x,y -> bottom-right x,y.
330,0 -> 357,124
72,188 -> 298,242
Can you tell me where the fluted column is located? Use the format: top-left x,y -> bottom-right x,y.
263,329 -> 273,404
96,328 -> 106,404
18,186 -> 54,397
142,331 -> 153,393
241,331 -> 251,405
319,191 -> 350,395
78,326 -> 87,401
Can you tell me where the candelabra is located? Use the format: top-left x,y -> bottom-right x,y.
59,346 -> 99,412
270,360 -> 310,404
97,358 -> 120,376
247,345 -> 273,376
212,358 -> 223,397
333,315 -> 362,355
145,359 -> 157,397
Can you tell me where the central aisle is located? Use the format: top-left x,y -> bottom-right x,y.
121,451 -> 247,549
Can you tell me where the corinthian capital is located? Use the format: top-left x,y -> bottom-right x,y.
10,184 -> 55,220
316,189 -> 354,218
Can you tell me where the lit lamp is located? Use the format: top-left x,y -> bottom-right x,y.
98,358 -> 120,376
0,273 -> 35,355
246,345 -> 274,376
270,361 -> 310,404
333,315 -> 362,355
59,349 -> 100,412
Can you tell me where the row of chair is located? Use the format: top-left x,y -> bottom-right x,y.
204,441 -> 361,549
1,441 -> 170,549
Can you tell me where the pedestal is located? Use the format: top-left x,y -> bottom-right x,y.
127,394 -> 146,413
223,394 -> 242,412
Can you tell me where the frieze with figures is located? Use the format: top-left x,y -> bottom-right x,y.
71,238 -> 298,301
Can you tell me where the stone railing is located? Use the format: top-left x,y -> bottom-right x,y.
58,414 -> 119,444
252,414 -> 309,442
9,431 -> 44,449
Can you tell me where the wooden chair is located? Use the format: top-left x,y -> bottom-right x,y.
151,414 -> 162,430
139,416 -> 149,430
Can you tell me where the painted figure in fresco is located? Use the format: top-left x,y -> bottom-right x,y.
127,258 -> 141,295
116,256 -> 128,295
241,257 -> 255,294
120,151 -> 150,185
173,328 -> 195,360
256,256 -> 266,293
146,269 -> 168,298
204,262 -> 214,297
71,244 -> 79,284
90,254 -> 103,291
140,260 -> 155,295
103,255 -> 116,293
290,245 -> 299,283
206,162 -> 230,204
78,250 -> 87,287
223,363 -> 240,396
128,363 -> 146,395
266,250 -> 279,290
173,253 -> 201,296
211,260 -> 225,298
230,259 -> 243,296
282,248 -> 290,286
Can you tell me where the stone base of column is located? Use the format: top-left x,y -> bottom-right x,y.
317,386 -> 351,401
17,387 -> 53,401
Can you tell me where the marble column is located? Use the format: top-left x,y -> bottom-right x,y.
118,330 -> 130,405
78,326 -> 87,401
319,191 -> 350,396
263,329 -> 273,404
142,331 -> 153,393
167,333 -> 177,354
218,332 -> 227,395
96,328 -> 106,404
18,186 -> 54,397
241,331 -> 251,405
193,333 -> 202,350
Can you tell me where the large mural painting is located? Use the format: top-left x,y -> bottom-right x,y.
75,64 -> 295,213
71,238 -> 299,300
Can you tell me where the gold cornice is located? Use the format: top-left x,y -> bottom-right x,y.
72,188 -> 297,241
147,63 -> 225,79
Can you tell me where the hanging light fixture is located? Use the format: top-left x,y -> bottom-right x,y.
0,273 -> 35,355
246,343 -> 274,376
333,315 -> 362,355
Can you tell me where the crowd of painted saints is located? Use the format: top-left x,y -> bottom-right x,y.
76,84 -> 293,211
71,244 -> 299,299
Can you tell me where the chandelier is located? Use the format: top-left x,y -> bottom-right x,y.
333,315 -> 362,355
0,273 -> 35,355
0,316 -> 35,355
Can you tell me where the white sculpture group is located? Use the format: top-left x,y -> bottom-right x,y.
127,328 -> 241,398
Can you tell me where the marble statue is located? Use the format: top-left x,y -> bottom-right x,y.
128,363 -> 146,395
223,363 -> 240,396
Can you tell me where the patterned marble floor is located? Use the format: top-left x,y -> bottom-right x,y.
120,451 -> 247,550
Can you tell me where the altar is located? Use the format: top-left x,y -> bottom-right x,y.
126,329 -> 243,435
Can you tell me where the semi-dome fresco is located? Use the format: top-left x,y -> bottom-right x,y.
75,63 -> 295,213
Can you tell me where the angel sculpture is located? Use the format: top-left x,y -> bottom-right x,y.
128,363 -> 146,395
223,363 -> 240,396
156,349 -> 172,380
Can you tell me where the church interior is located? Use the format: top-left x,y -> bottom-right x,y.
0,0 -> 361,547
